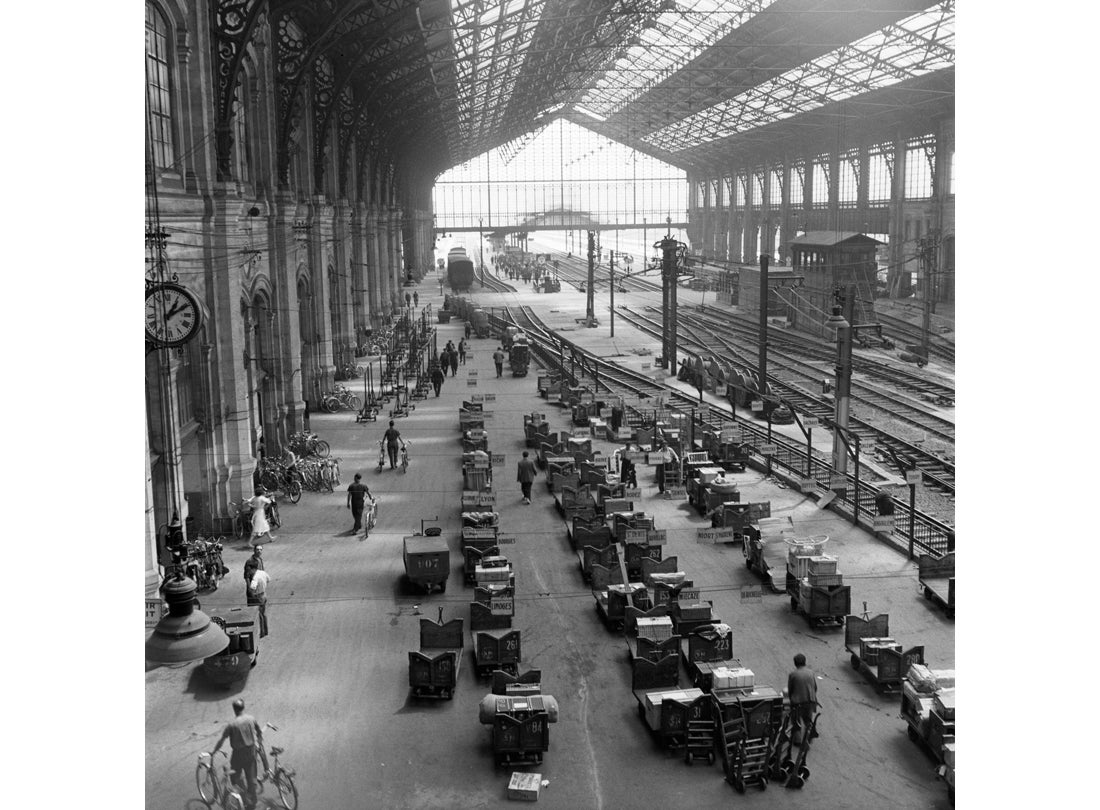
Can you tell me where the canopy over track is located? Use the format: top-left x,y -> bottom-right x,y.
235,0 -> 954,180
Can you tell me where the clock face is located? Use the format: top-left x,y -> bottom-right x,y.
145,283 -> 202,347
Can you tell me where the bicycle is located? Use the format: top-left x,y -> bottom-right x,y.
195,750 -> 245,810
288,431 -> 330,458
258,459 -> 303,504
363,495 -> 379,538
259,723 -> 299,810
230,497 -> 280,539
320,457 -> 342,492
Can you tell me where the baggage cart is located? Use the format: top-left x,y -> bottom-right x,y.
741,528 -> 787,593
786,571 -> 851,628
479,692 -> 558,767
681,623 -> 735,692
918,551 -> 955,618
403,534 -> 450,594
408,615 -> 463,699
631,685 -> 710,759
712,686 -> 784,792
844,611 -> 925,693
470,601 -> 521,678
900,665 -> 955,762
202,606 -> 259,687
593,581 -> 645,632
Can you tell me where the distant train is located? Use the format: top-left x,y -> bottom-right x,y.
447,254 -> 475,291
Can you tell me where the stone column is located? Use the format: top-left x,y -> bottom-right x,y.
351,207 -> 369,343
890,133 -> 907,296
827,149 -> 840,232
389,206 -> 404,311
203,181 -> 258,518
308,194 -> 336,394
268,189 -> 306,437
333,198 -> 355,365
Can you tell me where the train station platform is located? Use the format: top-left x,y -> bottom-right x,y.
144,263 -> 955,809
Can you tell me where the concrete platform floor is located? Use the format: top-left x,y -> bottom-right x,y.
144,270 -> 955,809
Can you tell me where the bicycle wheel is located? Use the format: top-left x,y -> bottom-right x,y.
287,479 -> 302,504
260,470 -> 281,492
347,395 -> 362,412
234,513 -> 245,540
270,503 -> 282,529
274,769 -> 299,810
321,396 -> 337,414
195,760 -> 218,805
314,440 -> 331,458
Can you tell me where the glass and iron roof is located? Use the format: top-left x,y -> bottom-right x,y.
270,0 -> 954,176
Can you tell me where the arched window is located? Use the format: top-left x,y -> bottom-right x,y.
145,2 -> 175,171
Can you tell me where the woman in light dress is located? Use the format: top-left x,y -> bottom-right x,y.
248,486 -> 275,546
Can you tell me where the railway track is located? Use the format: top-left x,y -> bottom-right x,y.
499,304 -> 953,547
659,308 -> 956,444
692,306 -> 955,402
615,307 -> 955,497
874,310 -> 955,365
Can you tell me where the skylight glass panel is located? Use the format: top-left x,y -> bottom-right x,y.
579,0 -> 778,118
643,0 -> 954,152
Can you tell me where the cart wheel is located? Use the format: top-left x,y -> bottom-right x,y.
945,607 -> 954,619
439,580 -> 447,593
443,689 -> 452,700
733,777 -> 745,794
850,654 -> 861,669
685,752 -> 694,766
787,774 -> 804,789
790,597 -> 798,612
798,765 -> 810,781
535,755 -> 542,765
759,777 -> 768,791
708,751 -> 715,765
924,586 -> 933,600
745,558 -> 752,569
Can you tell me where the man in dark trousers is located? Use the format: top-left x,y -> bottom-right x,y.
212,698 -> 270,810
787,653 -> 820,746
493,346 -> 506,377
243,546 -> 264,601
516,450 -> 537,504
449,346 -> 459,377
464,321 -> 472,339
347,473 -> 372,533
383,420 -> 402,469
430,364 -> 445,396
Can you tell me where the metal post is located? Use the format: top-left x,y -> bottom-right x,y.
908,473 -> 917,559
586,231 -> 596,323
832,286 -> 855,477
758,253 -> 769,405
852,433 -> 860,525
609,250 -> 615,337
766,413 -> 773,477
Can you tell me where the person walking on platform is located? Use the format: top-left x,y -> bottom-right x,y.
249,565 -> 271,638
449,347 -> 459,377
347,473 -> 372,533
383,420 -> 402,469
458,338 -> 467,365
787,653 -> 820,746
517,451 -> 537,504
248,487 -> 275,545
430,364 -> 445,397
244,546 -> 264,602
413,291 -> 419,308
211,699 -> 270,810
493,346 -> 505,378
464,321 -> 472,340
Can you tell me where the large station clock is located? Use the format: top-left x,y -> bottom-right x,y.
145,282 -> 203,348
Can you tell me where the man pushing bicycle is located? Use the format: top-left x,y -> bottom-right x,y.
212,698 -> 270,810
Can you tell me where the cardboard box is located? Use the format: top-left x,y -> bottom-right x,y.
807,555 -> 838,575
933,688 -> 956,721
636,616 -> 674,641
507,771 -> 542,801
808,572 -> 844,588
712,666 -> 754,689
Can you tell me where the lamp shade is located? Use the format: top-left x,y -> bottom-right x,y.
824,306 -> 849,330
145,575 -> 230,665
